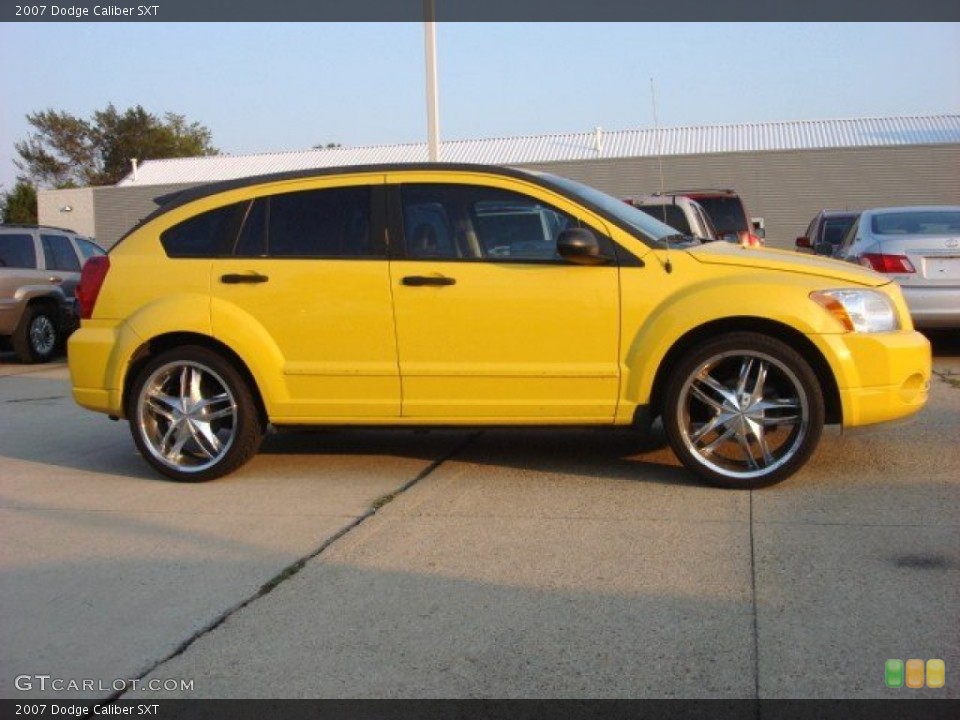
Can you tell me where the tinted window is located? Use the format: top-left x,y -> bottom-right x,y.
693,196 -> 749,235
871,210 -> 960,236
400,185 -> 596,261
235,198 -> 268,257
821,217 -> 857,246
161,202 -> 246,258
266,187 -> 372,257
635,205 -> 691,234
75,237 -> 104,260
41,234 -> 81,272
0,233 -> 37,269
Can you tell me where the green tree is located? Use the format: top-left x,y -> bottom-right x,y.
0,181 -> 38,224
15,104 -> 218,188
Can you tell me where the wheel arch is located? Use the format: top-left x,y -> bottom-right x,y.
645,317 -> 842,426
123,332 -> 268,428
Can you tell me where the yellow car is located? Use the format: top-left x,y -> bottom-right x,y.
68,165 -> 931,488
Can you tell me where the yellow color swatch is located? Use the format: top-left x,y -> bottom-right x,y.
926,659 -> 945,689
905,659 -> 925,688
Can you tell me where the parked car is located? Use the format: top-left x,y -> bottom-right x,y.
663,188 -> 763,246
624,194 -> 719,242
69,164 -> 930,489
835,206 -> 960,329
1,224 -> 104,363
796,210 -> 860,256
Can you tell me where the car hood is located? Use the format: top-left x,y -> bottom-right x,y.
686,241 -> 886,287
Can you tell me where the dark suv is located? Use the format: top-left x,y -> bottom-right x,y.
795,210 -> 860,256
0,224 -> 104,363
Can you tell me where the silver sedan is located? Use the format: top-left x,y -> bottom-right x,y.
836,206 -> 960,329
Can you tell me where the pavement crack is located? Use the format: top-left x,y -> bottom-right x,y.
103,430 -> 482,703
932,369 -> 960,390
4,395 -> 67,403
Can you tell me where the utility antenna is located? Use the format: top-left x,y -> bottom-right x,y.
650,77 -> 671,273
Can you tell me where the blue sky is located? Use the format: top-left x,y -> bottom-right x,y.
1,22 -> 958,190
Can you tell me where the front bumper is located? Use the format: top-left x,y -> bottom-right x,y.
812,330 -> 931,428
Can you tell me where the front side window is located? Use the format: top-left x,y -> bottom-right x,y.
0,233 -> 37,269
399,184 -> 605,261
41,234 -> 81,272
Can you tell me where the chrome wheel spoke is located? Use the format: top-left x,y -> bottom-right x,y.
736,357 -> 755,397
700,425 -> 737,455
747,418 -> 774,466
750,361 -> 769,405
736,432 -> 759,470
696,371 -> 736,405
138,360 -> 238,474
690,380 -> 726,413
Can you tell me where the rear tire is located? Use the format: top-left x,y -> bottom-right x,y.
663,332 -> 825,489
127,346 -> 264,482
12,304 -> 59,364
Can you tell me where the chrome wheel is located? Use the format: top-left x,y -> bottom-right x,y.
136,360 -> 238,474
29,314 -> 57,357
664,333 -> 825,489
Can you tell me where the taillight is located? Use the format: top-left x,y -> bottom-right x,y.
77,255 -> 110,319
860,253 -> 915,273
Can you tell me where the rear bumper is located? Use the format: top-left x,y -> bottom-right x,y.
902,285 -> 960,329
812,330 -> 931,428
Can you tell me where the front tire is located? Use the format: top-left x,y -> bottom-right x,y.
663,332 -> 825,489
128,346 -> 264,482
13,304 -> 59,364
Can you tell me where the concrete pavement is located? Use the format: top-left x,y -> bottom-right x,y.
2,343 -> 958,700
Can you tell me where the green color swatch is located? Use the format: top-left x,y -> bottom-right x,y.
885,659 -> 904,688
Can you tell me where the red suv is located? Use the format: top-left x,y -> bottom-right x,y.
664,189 -> 763,246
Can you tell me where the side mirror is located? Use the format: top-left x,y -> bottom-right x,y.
557,228 -> 610,265
814,241 -> 834,256
795,236 -> 812,249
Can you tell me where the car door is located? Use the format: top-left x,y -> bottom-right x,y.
39,232 -> 82,297
209,180 -> 401,420
387,176 -> 621,421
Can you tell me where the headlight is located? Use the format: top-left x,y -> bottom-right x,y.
810,289 -> 900,333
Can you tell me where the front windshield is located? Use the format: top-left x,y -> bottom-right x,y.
535,173 -> 678,246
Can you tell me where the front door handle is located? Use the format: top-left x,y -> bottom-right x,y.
401,275 -> 456,287
48,276 -> 63,283
220,273 -> 269,285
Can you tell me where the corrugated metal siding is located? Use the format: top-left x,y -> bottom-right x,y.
519,145 -> 960,248
116,115 -> 960,187
92,183 -> 197,248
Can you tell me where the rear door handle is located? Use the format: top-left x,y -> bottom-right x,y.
401,275 -> 456,287
48,276 -> 63,283
220,273 -> 269,285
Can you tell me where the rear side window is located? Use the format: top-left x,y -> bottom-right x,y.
41,234 -> 81,272
75,237 -> 104,260
0,233 -> 37,269
695,196 -> 749,235
268,187 -> 372,257
161,202 -> 247,258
